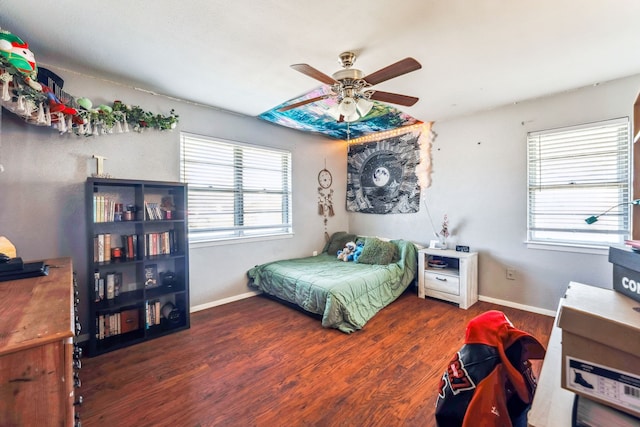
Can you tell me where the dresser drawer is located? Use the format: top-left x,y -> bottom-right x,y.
424,271 -> 460,295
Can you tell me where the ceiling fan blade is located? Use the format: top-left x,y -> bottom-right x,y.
278,95 -> 330,112
290,64 -> 338,85
364,58 -> 422,86
369,91 -> 419,107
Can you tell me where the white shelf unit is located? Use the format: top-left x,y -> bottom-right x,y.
417,248 -> 478,309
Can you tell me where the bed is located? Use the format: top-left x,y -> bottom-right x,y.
247,233 -> 418,333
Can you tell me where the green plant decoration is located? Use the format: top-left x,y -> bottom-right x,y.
0,55 -> 179,136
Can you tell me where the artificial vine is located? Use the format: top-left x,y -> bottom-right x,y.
0,29 -> 179,136
74,100 -> 179,134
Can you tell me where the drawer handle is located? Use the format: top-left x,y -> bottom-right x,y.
436,277 -> 447,282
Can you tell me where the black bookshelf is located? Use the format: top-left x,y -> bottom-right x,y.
86,178 -> 190,357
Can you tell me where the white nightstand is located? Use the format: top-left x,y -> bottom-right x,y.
417,248 -> 478,309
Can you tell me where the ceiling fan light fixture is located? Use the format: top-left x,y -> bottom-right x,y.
338,97 -> 357,116
343,112 -> 361,123
285,52 -> 421,121
356,97 -> 373,117
327,105 -> 341,121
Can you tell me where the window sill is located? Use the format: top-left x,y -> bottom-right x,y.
189,233 -> 294,249
526,241 -> 610,255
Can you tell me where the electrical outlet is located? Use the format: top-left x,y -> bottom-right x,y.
506,268 -> 516,280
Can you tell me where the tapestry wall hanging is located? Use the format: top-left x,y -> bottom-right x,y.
346,128 -> 425,214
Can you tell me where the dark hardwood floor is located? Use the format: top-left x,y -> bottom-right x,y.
79,289 -> 554,426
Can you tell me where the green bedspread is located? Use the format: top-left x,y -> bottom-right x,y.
247,239 -> 417,333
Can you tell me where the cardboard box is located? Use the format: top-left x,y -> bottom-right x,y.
558,281 -> 640,417
609,245 -> 640,303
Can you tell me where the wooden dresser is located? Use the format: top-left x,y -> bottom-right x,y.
0,257 -> 77,426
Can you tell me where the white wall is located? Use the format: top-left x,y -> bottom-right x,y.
350,74 -> 640,313
4,65 -> 639,325
0,66 -> 348,329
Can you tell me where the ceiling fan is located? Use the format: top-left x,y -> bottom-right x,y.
278,51 -> 421,122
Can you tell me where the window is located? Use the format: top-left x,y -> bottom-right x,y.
180,133 -> 292,243
527,117 -> 631,247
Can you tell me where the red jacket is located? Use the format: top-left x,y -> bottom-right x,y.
435,310 -> 546,427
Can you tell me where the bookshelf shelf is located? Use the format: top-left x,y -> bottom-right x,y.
86,178 -> 190,357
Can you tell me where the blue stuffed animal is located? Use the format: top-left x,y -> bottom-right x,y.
337,241 -> 356,262
350,241 -> 364,262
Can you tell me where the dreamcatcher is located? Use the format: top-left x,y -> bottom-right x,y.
317,166 -> 334,241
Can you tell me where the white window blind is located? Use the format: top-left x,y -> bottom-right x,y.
180,133 -> 292,242
527,117 -> 631,247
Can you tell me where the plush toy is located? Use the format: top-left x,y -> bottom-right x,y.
42,84 -> 77,115
76,97 -> 93,110
0,29 -> 42,91
337,241 -> 356,262
351,241 -> 364,262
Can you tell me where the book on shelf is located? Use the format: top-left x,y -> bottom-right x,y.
144,202 -> 163,220
94,233 -> 113,263
97,312 -> 121,339
95,271 -> 123,302
112,313 -> 120,337
133,234 -> 138,257
145,301 -> 149,328
104,233 -> 111,262
106,272 -> 115,300
114,272 -> 122,297
94,271 -> 102,302
144,300 -> 162,328
98,277 -> 104,301
94,195 -> 102,223
94,194 -> 119,223
143,231 -> 176,256
144,264 -> 158,288
121,234 -> 138,259
97,234 -> 105,262
171,229 -> 177,252
151,233 -> 158,255
128,235 -> 135,259
163,231 -> 172,254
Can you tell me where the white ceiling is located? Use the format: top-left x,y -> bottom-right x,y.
3,0 -> 640,125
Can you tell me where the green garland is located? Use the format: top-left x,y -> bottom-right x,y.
76,101 -> 179,133
0,56 -> 179,134
112,101 -> 179,131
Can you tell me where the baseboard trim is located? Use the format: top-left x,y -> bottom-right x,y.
478,295 -> 556,317
191,291 -> 556,317
191,291 -> 261,313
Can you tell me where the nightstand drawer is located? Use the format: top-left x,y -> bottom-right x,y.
424,271 -> 460,295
